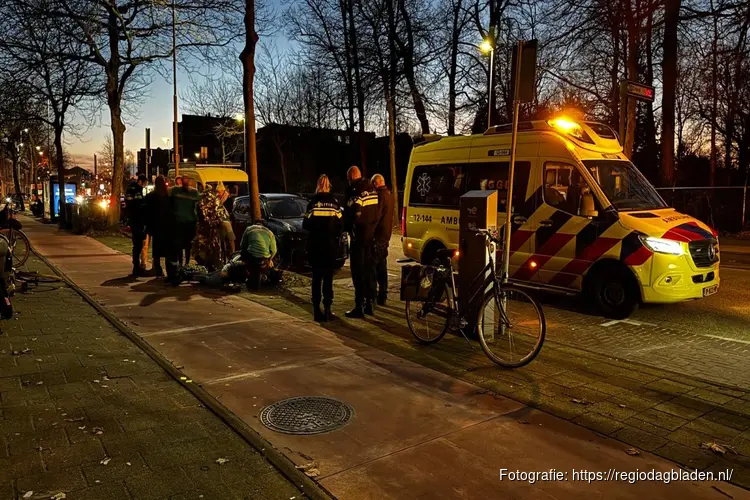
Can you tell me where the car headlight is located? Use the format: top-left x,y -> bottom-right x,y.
639,235 -> 684,255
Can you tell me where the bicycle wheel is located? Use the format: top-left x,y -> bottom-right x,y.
405,284 -> 452,344
0,229 -> 30,267
476,284 -> 545,368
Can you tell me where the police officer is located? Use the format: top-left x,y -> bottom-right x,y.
371,174 -> 394,305
303,174 -> 343,322
344,166 -> 379,318
124,174 -> 148,277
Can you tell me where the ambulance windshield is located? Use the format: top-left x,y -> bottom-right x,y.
582,160 -> 667,212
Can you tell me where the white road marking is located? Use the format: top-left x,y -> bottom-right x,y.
142,318 -> 289,337
206,355 -> 350,384
600,319 -> 657,327
702,334 -> 750,345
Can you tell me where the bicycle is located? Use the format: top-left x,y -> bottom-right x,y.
0,203 -> 30,268
404,229 -> 546,368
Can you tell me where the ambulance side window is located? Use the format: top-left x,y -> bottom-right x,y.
543,162 -> 593,216
409,165 -> 465,208
465,161 -> 531,213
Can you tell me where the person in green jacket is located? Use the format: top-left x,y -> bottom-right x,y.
240,222 -> 278,289
170,178 -> 201,267
193,222 -> 278,290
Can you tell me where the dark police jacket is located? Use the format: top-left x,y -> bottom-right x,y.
344,178 -> 379,245
124,181 -> 146,228
374,185 -> 394,244
303,192 -> 343,264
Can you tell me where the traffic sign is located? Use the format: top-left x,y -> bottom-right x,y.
622,81 -> 655,102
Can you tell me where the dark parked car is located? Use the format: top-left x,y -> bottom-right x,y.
231,194 -> 349,269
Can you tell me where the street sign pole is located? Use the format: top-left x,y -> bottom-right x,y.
501,40 -> 524,284
619,80 -> 655,150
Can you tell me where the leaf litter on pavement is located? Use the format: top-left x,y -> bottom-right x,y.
296,462 -> 320,477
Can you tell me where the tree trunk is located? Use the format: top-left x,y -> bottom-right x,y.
54,129 -> 65,224
447,0 -> 462,136
660,0 -> 680,186
387,0 -> 399,226
12,155 -> 24,212
624,0 -> 639,158
643,2 -> 658,170
106,7 -> 124,227
340,0 -> 355,134
710,0 -> 718,185
347,0 -> 367,172
109,109 -> 126,227
27,135 -> 37,198
241,0 -> 261,222
397,0 -> 428,134
726,18 -> 749,172
610,5 -> 621,129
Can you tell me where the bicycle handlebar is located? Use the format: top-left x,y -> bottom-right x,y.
475,229 -> 501,244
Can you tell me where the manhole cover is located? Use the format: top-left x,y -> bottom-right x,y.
259,396 -> 354,435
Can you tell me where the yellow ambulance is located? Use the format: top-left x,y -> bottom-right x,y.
401,118 -> 720,318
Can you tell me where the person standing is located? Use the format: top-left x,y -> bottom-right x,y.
240,222 -> 278,290
343,166 -> 379,318
303,175 -> 343,322
371,174 -> 394,305
170,177 -> 201,267
124,174 -> 147,277
216,181 -> 236,257
145,175 -> 176,279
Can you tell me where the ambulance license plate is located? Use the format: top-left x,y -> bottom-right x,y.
703,285 -> 719,297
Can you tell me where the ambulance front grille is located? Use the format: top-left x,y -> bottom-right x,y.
688,239 -> 719,268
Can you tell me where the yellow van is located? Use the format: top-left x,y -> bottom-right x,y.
167,165 -> 249,196
401,118 -> 720,318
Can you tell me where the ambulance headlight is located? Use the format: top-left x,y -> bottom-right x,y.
639,236 -> 684,256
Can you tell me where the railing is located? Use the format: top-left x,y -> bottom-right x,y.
656,186 -> 749,233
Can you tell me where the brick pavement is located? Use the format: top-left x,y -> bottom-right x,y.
0,256 -> 303,500
247,282 -> 750,491
74,227 -> 750,493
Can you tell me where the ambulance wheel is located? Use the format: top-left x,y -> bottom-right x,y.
421,241 -> 445,267
587,265 -> 639,320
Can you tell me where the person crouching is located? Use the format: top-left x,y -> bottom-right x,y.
303,175 -> 343,322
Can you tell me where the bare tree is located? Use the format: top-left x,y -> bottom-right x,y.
0,0 -> 99,224
47,0 -> 244,225
183,76 -> 244,162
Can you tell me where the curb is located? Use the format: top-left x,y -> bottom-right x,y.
31,248 -> 334,500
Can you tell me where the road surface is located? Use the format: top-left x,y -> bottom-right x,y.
330,234 -> 750,389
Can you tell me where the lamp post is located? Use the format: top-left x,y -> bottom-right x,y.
480,40 -> 495,128
171,1 -> 180,176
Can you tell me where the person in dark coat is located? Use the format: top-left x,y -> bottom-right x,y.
303,175 -> 343,322
124,174 -> 148,277
371,174 -> 394,305
343,166 -> 379,318
145,175 -> 176,279
170,177 -> 201,267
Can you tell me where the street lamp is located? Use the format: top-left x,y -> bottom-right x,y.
480,39 -> 495,128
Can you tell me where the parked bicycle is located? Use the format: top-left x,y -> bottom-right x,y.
404,229 -> 546,368
0,202 -> 30,268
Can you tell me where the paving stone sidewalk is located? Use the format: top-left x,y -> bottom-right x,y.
0,256 -> 303,500
246,281 -> 750,491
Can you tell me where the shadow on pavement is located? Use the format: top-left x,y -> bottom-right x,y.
118,278 -> 233,307
100,275 -> 140,287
